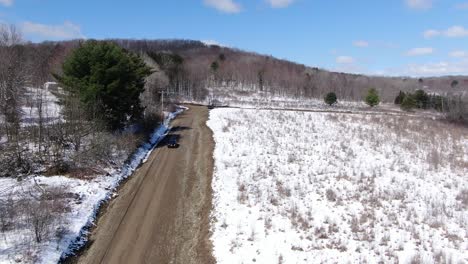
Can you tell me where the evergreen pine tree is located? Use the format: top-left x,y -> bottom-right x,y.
211,61 -> 219,72
413,89 -> 429,109
57,40 -> 151,130
401,95 -> 417,111
365,88 -> 380,107
324,92 -> 338,106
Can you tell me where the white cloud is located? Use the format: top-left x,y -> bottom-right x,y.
21,21 -> 85,40
424,26 -> 468,38
445,26 -> 468,37
405,0 -> 432,9
336,56 -> 355,64
380,59 -> 468,77
404,61 -> 468,76
406,47 -> 434,56
449,50 -> 468,58
423,29 -> 441,38
266,0 -> 294,8
353,40 -> 369,48
204,0 -> 241,13
0,0 -> 13,7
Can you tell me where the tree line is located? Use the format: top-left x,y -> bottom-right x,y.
9,37 -> 465,105
109,39 -> 467,102
324,88 -> 467,124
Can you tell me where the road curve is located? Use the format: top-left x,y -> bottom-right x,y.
76,105 -> 215,264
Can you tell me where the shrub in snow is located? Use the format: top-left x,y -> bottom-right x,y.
365,88 -> 380,107
413,89 -> 429,109
0,197 -> 15,232
325,189 -> 337,202
401,95 -> 417,111
394,90 -> 406,105
456,189 -> 468,209
324,92 -> 337,106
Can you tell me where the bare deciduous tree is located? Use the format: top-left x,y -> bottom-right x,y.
23,185 -> 67,243
0,24 -> 27,168
0,195 -> 16,233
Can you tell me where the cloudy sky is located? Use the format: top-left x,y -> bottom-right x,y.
1,0 -> 468,77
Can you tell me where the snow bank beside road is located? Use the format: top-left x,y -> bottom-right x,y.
59,106 -> 186,261
0,106 -> 185,264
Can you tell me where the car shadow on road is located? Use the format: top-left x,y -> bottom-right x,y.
157,133 -> 183,148
170,126 -> 192,132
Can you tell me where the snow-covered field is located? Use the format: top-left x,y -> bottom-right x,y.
192,87 -> 369,111
0,175 -> 113,263
184,87 -> 442,120
0,108 -> 184,264
208,108 -> 467,264
21,86 -> 63,126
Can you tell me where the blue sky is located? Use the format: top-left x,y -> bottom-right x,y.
1,0 -> 468,77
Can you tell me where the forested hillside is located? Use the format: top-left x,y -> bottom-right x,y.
20,39 -> 468,104
112,39 -> 468,102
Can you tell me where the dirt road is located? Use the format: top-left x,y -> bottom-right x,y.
76,105 -> 215,264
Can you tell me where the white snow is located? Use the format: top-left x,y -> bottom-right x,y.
207,108 -> 467,264
183,87 -> 443,120
0,107 -> 186,264
21,87 -> 63,126
190,88 -> 368,111
0,175 -> 112,263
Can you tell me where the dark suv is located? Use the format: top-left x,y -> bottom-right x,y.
167,137 -> 179,148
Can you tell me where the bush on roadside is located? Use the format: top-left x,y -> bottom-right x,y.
139,112 -> 163,135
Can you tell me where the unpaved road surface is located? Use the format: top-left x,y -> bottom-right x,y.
76,105 -> 215,264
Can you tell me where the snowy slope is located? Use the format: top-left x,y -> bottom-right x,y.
207,108 -> 467,264
21,87 -> 63,126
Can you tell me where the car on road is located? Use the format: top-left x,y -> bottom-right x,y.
167,137 -> 179,148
